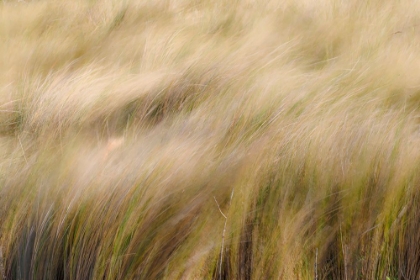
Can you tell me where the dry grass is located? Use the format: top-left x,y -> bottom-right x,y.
1,0 -> 420,279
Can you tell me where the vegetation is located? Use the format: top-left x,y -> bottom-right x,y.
1,0 -> 420,279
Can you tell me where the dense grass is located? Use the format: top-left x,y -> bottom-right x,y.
1,0 -> 420,279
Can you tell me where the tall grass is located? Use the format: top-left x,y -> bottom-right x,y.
1,0 -> 420,279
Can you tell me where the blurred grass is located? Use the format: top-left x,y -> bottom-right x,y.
1,0 -> 420,279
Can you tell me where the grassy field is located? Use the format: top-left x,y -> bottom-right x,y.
1,0 -> 420,279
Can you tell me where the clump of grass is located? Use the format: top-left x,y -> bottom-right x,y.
2,0 -> 420,279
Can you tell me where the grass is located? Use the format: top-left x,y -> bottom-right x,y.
1,0 -> 420,279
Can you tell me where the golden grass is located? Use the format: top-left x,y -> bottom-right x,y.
1,0 -> 420,279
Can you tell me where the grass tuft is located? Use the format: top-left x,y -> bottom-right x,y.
2,0 -> 420,279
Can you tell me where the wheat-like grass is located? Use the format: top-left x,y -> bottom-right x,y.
1,0 -> 420,279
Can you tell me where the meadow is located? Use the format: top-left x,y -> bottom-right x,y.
1,0 -> 420,279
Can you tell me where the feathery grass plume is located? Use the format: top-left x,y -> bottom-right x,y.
2,0 -> 420,279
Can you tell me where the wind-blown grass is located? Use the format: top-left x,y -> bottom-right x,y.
1,0 -> 420,279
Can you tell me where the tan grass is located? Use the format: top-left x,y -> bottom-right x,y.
1,0 -> 420,279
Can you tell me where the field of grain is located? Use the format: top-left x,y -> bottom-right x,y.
1,0 -> 420,279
